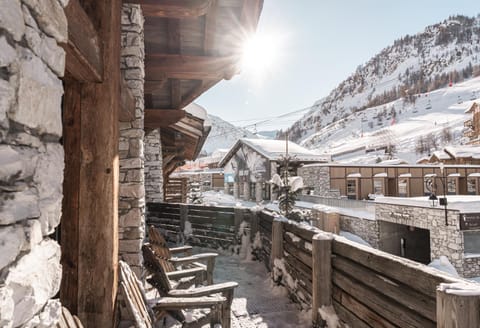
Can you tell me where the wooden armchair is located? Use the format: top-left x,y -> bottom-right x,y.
142,245 -> 238,328
118,261 -> 228,328
148,225 -> 218,284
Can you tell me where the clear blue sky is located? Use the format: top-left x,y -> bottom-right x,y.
196,1 -> 479,131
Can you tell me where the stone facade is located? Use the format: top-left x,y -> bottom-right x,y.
298,165 -> 340,197
340,215 -> 380,249
144,129 -> 164,202
376,201 -> 480,278
0,0 -> 67,326
119,4 -> 145,277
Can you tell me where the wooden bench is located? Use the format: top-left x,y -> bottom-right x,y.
142,245 -> 238,328
118,260 -> 228,328
148,225 -> 218,284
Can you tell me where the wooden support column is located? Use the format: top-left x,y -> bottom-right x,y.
234,207 -> 244,234
179,204 -> 188,243
61,1 -> 121,327
250,211 -> 259,243
437,283 -> 480,328
312,232 -> 333,326
270,219 -> 284,268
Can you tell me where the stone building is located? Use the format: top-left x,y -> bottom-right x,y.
0,0 -> 263,327
219,138 -> 329,202
375,196 -> 480,278
464,102 -> 480,145
298,163 -> 480,200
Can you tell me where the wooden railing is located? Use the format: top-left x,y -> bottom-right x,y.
146,203 -> 480,327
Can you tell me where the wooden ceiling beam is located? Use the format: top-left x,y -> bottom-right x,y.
170,79 -> 181,108
145,79 -> 168,94
124,0 -> 213,18
203,0 -> 217,55
240,0 -> 264,34
145,54 -> 239,81
144,109 -> 186,128
171,121 -> 203,139
178,79 -> 220,109
61,0 -> 103,82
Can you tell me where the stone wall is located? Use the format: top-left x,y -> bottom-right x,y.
376,202 -> 479,278
119,4 -> 145,277
0,0 -> 67,326
298,165 -> 340,197
340,215 -> 380,249
144,129 -> 163,202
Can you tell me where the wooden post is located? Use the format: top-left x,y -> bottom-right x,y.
270,219 -> 284,268
234,207 -> 243,234
312,232 -> 333,325
179,204 -> 188,244
61,1 -> 121,326
437,284 -> 480,328
324,212 -> 340,234
250,210 -> 259,243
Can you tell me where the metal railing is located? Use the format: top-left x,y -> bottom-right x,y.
298,194 -> 375,212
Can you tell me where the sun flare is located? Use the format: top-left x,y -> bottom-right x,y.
241,32 -> 283,80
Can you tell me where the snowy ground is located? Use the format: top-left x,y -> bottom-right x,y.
213,251 -> 311,328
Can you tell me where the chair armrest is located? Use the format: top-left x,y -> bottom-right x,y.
169,245 -> 193,255
166,267 -> 206,280
168,282 -> 238,298
170,253 -> 218,266
153,296 -> 226,309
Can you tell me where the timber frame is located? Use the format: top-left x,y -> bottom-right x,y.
59,0 -> 263,327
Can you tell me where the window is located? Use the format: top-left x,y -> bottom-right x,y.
447,178 -> 456,195
467,178 -> 477,195
250,183 -> 256,199
262,183 -> 270,200
347,179 -> 357,199
373,179 -> 383,195
464,231 -> 480,256
423,177 -> 435,195
398,178 -> 408,197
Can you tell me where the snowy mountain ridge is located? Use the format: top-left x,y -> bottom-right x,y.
284,15 -> 480,149
201,114 -> 258,155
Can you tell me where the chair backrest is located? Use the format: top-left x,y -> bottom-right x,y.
142,244 -> 174,294
142,245 -> 187,323
56,306 -> 84,328
118,261 -> 154,328
148,226 -> 176,272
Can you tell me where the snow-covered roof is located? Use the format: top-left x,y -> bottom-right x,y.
424,173 -> 437,177
464,102 -> 479,113
469,173 -> 480,177
184,103 -> 208,121
431,150 -> 452,160
399,173 -> 412,177
301,163 -> 480,169
444,146 -> 480,159
380,158 -> 409,165
219,138 -> 330,166
375,195 -> 480,213
448,173 -> 461,177
374,172 -> 388,177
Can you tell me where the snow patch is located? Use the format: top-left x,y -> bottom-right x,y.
183,220 -> 192,236
438,282 -> 480,296
428,256 -> 459,277
318,305 -> 340,328
286,231 -> 301,243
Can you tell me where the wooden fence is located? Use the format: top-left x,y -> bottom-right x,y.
147,202 -> 251,249
164,178 -> 187,203
146,203 -> 480,327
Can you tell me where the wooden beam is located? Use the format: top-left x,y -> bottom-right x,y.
119,76 -> 136,122
170,79 -> 181,108
145,54 -> 239,81
145,109 -> 186,128
178,79 -> 220,109
167,19 -> 180,53
60,80 -> 82,315
171,120 -> 204,139
203,0 -> 217,55
61,0 -> 103,82
125,0 -> 213,18
145,80 -> 168,94
71,0 -> 120,326
240,0 -> 263,34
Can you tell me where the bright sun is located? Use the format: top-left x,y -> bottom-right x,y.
241,32 -> 283,81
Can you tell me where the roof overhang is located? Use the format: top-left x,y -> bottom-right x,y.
129,0 -> 263,178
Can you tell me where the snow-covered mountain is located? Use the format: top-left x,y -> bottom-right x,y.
201,114 -> 258,155
284,14 -> 480,163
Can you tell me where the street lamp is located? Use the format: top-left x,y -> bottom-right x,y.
439,163 -> 448,226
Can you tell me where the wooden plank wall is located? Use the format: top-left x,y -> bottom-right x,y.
257,210 -> 273,271
164,178 -> 188,203
147,203 -> 239,249
282,222 -> 315,308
